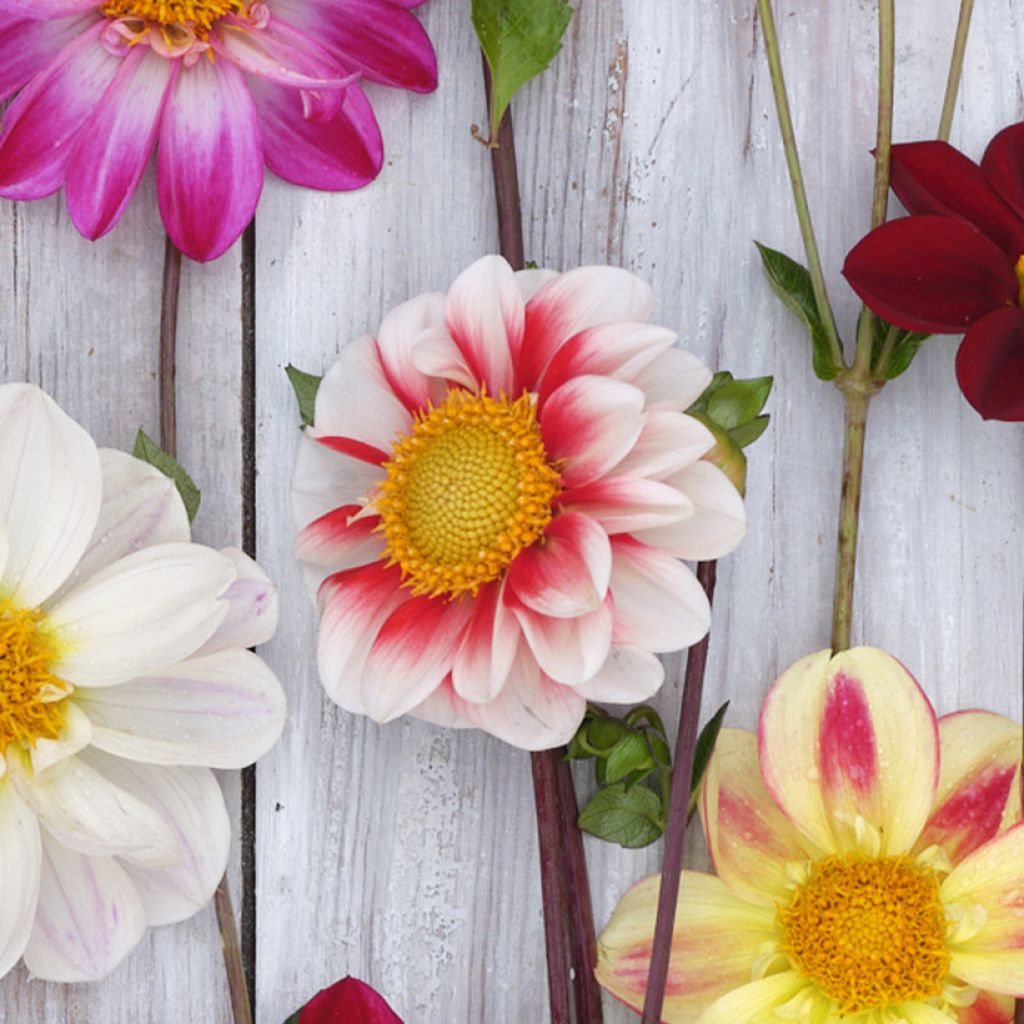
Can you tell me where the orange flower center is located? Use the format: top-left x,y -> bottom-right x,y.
0,599 -> 70,755
376,389 -> 561,599
101,0 -> 247,35
778,856 -> 950,1015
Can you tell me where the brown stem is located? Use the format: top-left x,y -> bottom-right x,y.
215,878 -> 255,1024
482,58 -> 525,271
158,234 -> 182,457
640,561 -> 718,1024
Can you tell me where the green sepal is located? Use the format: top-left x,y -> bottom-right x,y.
871,317 -> 931,380
286,364 -> 322,429
131,429 -> 201,523
687,701 -> 730,815
604,732 -> 655,785
578,782 -> 664,848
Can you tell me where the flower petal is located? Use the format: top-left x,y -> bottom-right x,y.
982,122 -> 1024,223
953,993 -> 1015,1024
295,504 -> 385,576
955,308 -> 1024,422
511,591 -> 613,686
628,347 -> 714,411
574,644 -> 664,704
444,255 -> 523,395
251,77 -> 383,191
609,536 -> 709,652
696,972 -> 813,1024
13,753 -> 177,867
297,976 -> 405,1024
701,728 -> 816,906
455,645 -> 585,750
842,215 -> 1017,333
609,411 -> 715,481
375,292 -> 447,411
29,701 -> 93,776
634,461 -> 747,560
916,711 -> 1022,865
507,512 -> 611,618
944,823 -> 1024,994
758,648 -> 939,856
541,376 -> 646,488
292,431 -> 383,531
22,832 -> 145,983
65,47 -> 175,241
0,22 -> 119,201
0,13 -> 94,104
596,872 -> 778,1022
199,547 -> 279,654
889,140 -> 1024,257
560,476 -> 694,534
0,781 -> 41,978
0,0 -> 96,14
85,753 -> 229,926
519,267 -> 653,391
410,325 -> 478,389
0,383 -> 101,607
80,648 -> 285,769
450,579 -> 520,704
157,56 -> 262,262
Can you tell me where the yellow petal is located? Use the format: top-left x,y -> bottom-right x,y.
596,871 -> 776,1023
694,971 -> 813,1024
952,992 -> 1015,1024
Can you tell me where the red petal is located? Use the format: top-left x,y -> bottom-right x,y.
299,976 -> 403,1023
842,215 -> 1017,332
889,140 -> 1024,257
955,308 -> 1024,421
982,122 -> 1024,223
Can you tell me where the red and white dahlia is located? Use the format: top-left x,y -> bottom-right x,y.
292,255 -> 747,751
0,383 -> 286,982
0,0 -> 436,261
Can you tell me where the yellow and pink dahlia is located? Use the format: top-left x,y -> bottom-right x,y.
597,648 -> 1024,1024
292,255 -> 747,750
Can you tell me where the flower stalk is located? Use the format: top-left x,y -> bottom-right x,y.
640,561 -> 717,1024
938,0 -> 975,143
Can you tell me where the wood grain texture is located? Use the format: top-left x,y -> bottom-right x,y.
2,1 -> 1024,1022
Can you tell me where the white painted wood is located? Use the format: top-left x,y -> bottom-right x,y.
2,1 -> 1023,1022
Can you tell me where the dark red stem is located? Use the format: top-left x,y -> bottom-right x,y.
640,560 -> 718,1024
158,234 -> 182,457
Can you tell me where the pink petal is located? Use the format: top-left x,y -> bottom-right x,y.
510,591 -> 613,686
157,57 -> 263,262
609,536 -> 709,652
541,376 -> 646,488
360,595 -> 471,722
0,0 -> 96,14
375,291 -> 447,411
444,255 -> 523,395
450,579 -> 521,704
575,644 -> 664,703
507,512 -> 611,618
518,266 -> 653,391
315,434 -> 390,466
409,326 -> 477,388
65,47 -> 176,241
295,504 -> 386,572
252,77 -> 383,190
559,475 -> 693,534
954,993 -> 1015,1024
0,13 -> 94,103
0,22 -> 119,201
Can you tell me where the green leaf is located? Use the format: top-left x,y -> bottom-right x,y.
472,0 -> 574,142
605,732 -> 655,785
871,318 -> 930,380
646,730 -> 671,768
587,715 -> 629,754
687,701 -> 730,813
623,705 -> 667,738
565,727 -> 594,761
286,364 -> 322,428
578,783 -> 664,848
755,242 -> 841,381
728,414 -> 770,449
707,377 -> 773,432
282,1012 -> 302,1024
132,430 -> 201,523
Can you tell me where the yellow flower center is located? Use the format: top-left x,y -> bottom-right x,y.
0,599 -> 70,755
376,389 -> 561,599
101,0 -> 246,34
1015,255 -> 1024,306
779,856 -> 950,1015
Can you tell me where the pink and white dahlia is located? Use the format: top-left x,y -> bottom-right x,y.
0,383 -> 286,982
292,255 -> 747,751
597,648 -> 1024,1024
0,0 -> 436,261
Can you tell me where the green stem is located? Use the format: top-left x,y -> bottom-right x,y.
871,323 -> 901,378
756,0 -> 844,371
937,0 -> 975,142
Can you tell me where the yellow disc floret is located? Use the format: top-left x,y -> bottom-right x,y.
101,0 -> 247,33
376,388 -> 561,599
0,598 -> 70,755
779,855 -> 950,1015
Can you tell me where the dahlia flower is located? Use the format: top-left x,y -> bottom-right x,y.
0,0 -> 436,262
291,976 -> 403,1023
0,383 -> 285,982
597,647 -> 1024,1024
292,255 -> 747,751
843,126 -> 1024,421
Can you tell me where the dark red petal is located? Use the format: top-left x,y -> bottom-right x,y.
299,976 -> 403,1024
955,308 -> 1024,421
889,140 -> 1024,257
842,215 -> 1017,332
982,122 -> 1024,223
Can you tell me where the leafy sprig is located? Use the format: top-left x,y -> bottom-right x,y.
132,429 -> 201,523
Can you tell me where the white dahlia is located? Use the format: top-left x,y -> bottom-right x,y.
292,255 -> 746,750
0,383 -> 285,982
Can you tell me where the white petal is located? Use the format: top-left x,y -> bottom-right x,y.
49,543 -> 235,688
514,267 -> 559,303
23,831 -> 145,983
14,754 -> 177,867
0,519 -> 9,581
0,383 -> 102,607
85,753 -> 229,926
197,548 -> 279,654
0,781 -> 42,979
291,431 -> 383,531
610,411 -> 715,481
576,645 -> 665,703
409,325 -> 478,389
29,702 -> 93,776
513,595 -> 614,686
628,346 -> 713,410
81,649 -> 286,769
375,291 -> 447,410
